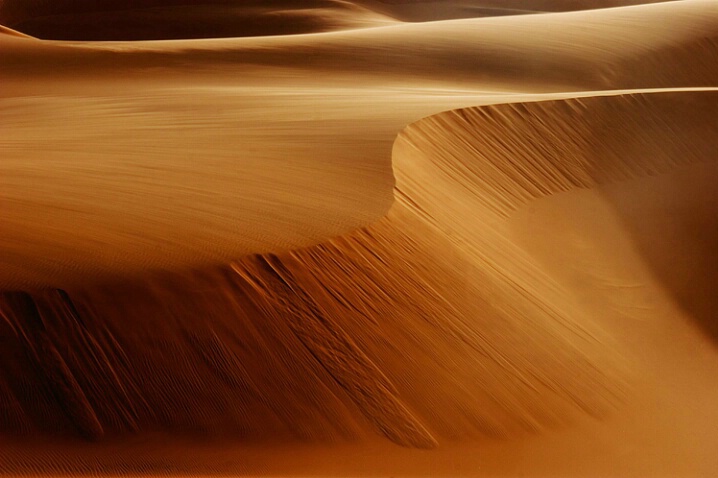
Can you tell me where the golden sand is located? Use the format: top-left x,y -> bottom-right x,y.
1,1 -> 717,476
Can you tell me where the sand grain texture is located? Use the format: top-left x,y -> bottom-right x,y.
1,0 -> 718,476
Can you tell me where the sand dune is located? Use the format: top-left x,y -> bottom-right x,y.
0,0 -> 671,39
2,88 -> 717,475
0,1 -> 397,40
1,0 -> 718,476
2,0 -> 717,288
0,24 -> 33,38
3,1 -> 718,85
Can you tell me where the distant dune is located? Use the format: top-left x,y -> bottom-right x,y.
1,0 -> 718,476
0,1 -> 397,40
0,24 -> 32,37
0,1 -> 674,40
362,0 -> 671,21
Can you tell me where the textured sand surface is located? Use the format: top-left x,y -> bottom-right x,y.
1,0 -> 718,476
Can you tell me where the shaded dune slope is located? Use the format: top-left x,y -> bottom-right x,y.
395,90 -> 718,339
0,1 -> 396,40
1,1 -> 717,293
3,1 -> 717,90
0,0 -> 678,41
2,90 -> 716,453
363,0 -> 671,21
0,24 -> 33,38
396,91 -> 718,220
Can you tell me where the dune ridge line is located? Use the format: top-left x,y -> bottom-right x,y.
2,89 -> 715,457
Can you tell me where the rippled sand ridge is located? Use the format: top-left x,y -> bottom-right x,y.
1,1 -> 718,476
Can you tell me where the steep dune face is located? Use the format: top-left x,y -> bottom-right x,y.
396,91 -> 718,338
3,91 -> 715,454
596,162 -> 718,343
1,0 -> 718,474
0,102 -> 617,449
0,24 -> 32,37
395,92 -> 718,218
1,0 -> 717,290
363,0 -> 670,21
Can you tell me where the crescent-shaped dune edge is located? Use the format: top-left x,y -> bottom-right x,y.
1,0 -> 718,476
2,89 -> 718,474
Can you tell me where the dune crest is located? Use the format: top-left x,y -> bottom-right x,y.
1,0 -> 717,292
8,89 -> 716,449
0,0 -> 679,39
0,1 -> 397,41
2,1 -> 718,475
0,24 -> 33,37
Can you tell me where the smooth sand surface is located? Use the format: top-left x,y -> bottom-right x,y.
1,0 -> 718,476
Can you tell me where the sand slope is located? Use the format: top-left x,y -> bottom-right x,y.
0,0 -> 676,38
2,87 -> 717,475
1,0 -> 717,288
0,1 -> 397,40
1,0 -> 718,476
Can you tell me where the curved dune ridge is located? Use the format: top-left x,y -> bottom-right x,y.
1,0 -> 718,475
0,1 -> 398,40
0,24 -> 33,38
0,0 -> 675,40
1,0 -> 717,290
3,1 -> 717,87
1,90 -> 716,454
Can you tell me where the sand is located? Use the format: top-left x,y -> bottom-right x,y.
1,0 -> 717,476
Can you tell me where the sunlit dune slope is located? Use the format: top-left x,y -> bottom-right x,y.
2,90 -> 716,454
1,0 -> 717,289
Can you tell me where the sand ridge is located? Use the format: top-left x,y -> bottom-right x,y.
1,0 -> 718,476
0,0 -> 676,40
2,87 -> 717,475
0,1 -> 398,40
1,0 -> 717,288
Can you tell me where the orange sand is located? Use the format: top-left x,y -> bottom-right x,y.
1,1 -> 717,476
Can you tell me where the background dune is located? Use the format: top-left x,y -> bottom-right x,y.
0,0 -> 674,40
362,0 -> 671,21
1,0 -> 718,476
